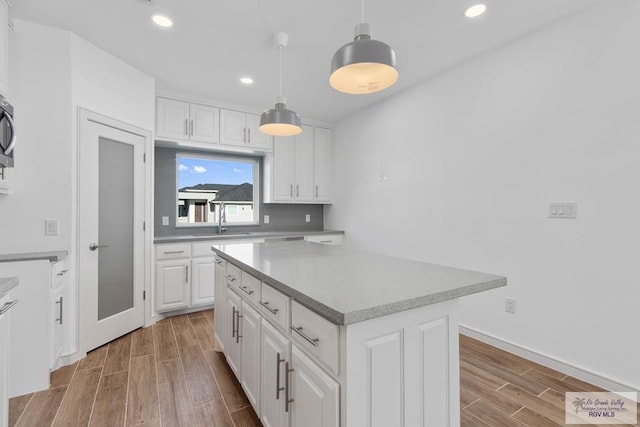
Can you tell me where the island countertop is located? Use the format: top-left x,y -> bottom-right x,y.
211,241 -> 506,325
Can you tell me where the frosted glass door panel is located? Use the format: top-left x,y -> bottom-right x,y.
98,137 -> 134,320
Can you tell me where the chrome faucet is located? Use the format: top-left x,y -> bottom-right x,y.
218,201 -> 227,233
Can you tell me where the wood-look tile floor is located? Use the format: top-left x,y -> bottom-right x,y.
9,311 -> 639,427
9,310 -> 260,427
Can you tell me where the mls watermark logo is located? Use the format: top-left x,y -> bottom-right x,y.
566,391 -> 638,424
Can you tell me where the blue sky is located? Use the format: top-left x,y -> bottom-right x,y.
177,156 -> 254,188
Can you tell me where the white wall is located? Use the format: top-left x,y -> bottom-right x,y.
0,21 -> 72,254
326,0 -> 640,391
3,19 -> 155,358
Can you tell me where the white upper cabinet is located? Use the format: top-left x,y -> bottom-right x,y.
293,127 -> 314,202
264,125 -> 333,204
0,0 -> 9,98
156,97 -> 220,144
189,103 -> 220,143
220,109 -> 271,151
313,127 -> 333,202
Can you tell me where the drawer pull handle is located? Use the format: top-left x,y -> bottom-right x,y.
290,326 -> 319,347
225,275 -> 237,282
56,269 -> 69,277
214,258 -> 223,265
259,301 -> 279,315
163,250 -> 185,255
0,299 -> 18,315
239,285 -> 254,296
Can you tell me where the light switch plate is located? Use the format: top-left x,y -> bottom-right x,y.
264,215 -> 270,224
45,219 -> 59,236
305,214 -> 311,223
162,216 -> 169,226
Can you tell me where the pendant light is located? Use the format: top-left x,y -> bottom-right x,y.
329,0 -> 398,94
259,32 -> 303,136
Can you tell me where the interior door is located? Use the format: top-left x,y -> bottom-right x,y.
78,110 -> 146,353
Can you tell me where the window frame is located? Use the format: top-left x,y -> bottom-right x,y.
175,152 -> 260,227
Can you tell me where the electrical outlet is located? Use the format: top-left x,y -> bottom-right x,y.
264,215 -> 270,224
45,219 -> 58,236
162,216 -> 169,226
505,297 -> 516,314
549,202 -> 577,219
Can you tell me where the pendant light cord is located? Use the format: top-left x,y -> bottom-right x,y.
279,46 -> 283,98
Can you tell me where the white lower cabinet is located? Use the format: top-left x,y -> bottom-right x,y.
50,285 -> 63,370
240,302 -> 261,413
190,257 -> 215,306
213,256 -> 227,351
225,286 -> 262,415
260,320 -> 290,427
0,294 -> 12,427
225,288 -> 242,378
155,259 -> 189,311
290,345 -> 340,427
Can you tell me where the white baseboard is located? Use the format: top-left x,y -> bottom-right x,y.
459,324 -> 639,396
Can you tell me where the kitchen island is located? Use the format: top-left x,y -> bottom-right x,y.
211,241 -> 506,427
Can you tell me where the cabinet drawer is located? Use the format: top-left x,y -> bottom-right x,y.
291,301 -> 339,375
225,262 -> 241,286
259,283 -> 290,331
192,241 -> 216,257
156,243 -> 191,260
238,271 -> 261,307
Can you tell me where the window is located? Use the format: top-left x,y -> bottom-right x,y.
176,153 -> 259,226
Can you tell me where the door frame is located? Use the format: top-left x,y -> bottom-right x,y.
76,109 -> 153,355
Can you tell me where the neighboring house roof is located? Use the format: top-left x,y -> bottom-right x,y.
179,183 -> 253,202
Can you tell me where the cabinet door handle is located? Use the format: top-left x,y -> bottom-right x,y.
276,352 -> 285,400
259,301 -> 279,315
290,184 -> 293,198
236,310 -> 243,343
231,307 -> 237,338
296,184 -> 299,198
185,266 -> 189,283
185,119 -> 189,136
55,297 -> 63,324
0,299 -> 18,315
225,275 -> 237,282
190,119 -> 194,136
315,185 -> 318,198
163,250 -> 185,255
239,285 -> 254,296
57,269 -> 69,277
285,362 -> 294,412
247,128 -> 251,143
290,326 -> 320,347
243,127 -> 247,143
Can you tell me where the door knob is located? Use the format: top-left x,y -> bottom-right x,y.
89,243 -> 109,251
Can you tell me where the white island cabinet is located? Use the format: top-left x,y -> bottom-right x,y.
212,241 -> 506,427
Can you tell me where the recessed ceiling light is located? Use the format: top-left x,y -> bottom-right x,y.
465,4 -> 487,18
240,76 -> 254,85
152,14 -> 173,28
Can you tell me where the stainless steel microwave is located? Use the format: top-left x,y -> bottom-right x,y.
0,96 -> 16,168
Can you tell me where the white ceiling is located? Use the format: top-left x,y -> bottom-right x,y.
12,0 -> 599,123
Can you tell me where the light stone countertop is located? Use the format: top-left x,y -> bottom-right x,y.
212,241 -> 507,325
154,229 -> 343,244
0,251 -> 68,264
0,277 -> 19,298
